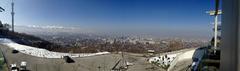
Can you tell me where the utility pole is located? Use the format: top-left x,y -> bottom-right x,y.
11,0 -> 15,32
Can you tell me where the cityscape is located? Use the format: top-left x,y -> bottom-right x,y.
0,0 -> 223,71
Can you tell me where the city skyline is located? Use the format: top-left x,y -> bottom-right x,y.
0,0 -> 219,39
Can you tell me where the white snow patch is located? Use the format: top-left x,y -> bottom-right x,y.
148,54 -> 177,67
0,38 -> 110,58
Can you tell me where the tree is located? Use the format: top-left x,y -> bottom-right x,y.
3,23 -> 11,31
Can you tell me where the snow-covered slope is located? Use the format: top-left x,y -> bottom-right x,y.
0,38 -> 110,58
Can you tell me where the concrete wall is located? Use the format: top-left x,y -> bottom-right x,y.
220,0 -> 240,71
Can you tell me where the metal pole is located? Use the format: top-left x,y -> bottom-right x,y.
214,15 -> 218,49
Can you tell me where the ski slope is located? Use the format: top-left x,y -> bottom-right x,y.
0,38 -> 110,58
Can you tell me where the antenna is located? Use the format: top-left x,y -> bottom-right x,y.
11,0 -> 15,32
212,0 -> 221,53
206,0 -> 222,53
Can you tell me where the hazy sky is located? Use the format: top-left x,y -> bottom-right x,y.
0,0 -> 219,39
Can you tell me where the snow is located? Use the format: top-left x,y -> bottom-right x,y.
0,38 -> 110,58
148,48 -> 196,69
167,49 -> 197,71
177,49 -> 195,61
148,54 -> 177,67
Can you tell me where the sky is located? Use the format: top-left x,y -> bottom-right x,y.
0,0 -> 219,39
